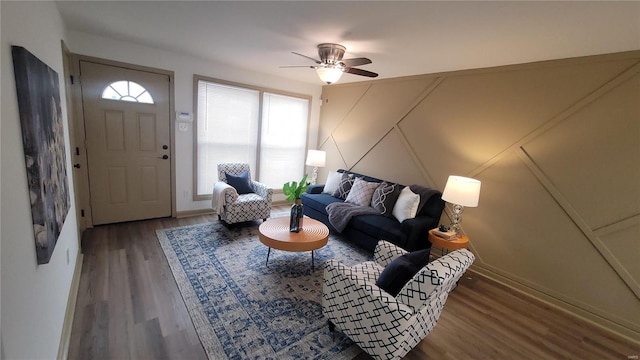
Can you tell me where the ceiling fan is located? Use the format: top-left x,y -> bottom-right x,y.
282,43 -> 378,84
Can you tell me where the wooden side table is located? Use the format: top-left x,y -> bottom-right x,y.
428,229 -> 469,256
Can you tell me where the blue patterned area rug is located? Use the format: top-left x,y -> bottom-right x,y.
156,219 -> 369,359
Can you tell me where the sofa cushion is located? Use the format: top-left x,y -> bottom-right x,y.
301,193 -> 343,213
393,187 -> 420,222
375,248 -> 431,296
371,182 -> 402,217
349,215 -> 404,244
340,170 -> 384,184
323,171 -> 343,194
409,184 -> 441,216
345,178 -> 379,207
333,173 -> 355,199
226,171 -> 253,194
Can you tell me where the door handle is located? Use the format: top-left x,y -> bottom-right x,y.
73,164 -> 81,169
158,155 -> 169,160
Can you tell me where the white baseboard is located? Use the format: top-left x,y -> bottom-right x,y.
57,253 -> 83,360
176,208 -> 215,218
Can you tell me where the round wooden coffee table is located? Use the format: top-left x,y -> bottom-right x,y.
258,216 -> 329,270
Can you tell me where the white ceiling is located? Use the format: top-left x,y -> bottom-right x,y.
55,1 -> 640,86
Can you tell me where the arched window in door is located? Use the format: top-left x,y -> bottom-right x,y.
101,80 -> 154,104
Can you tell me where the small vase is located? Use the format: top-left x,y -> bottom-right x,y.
289,199 -> 304,233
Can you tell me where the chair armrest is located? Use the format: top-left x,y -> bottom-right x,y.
251,181 -> 273,202
306,184 -> 324,194
401,216 -> 436,251
323,260 -> 413,326
397,249 -> 475,312
373,240 -> 407,268
212,182 -> 236,213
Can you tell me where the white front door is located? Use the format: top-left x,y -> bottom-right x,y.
80,61 -> 171,225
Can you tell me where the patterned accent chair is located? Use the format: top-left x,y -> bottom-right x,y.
213,163 -> 273,225
322,240 -> 475,360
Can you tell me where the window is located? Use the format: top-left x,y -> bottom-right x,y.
194,77 -> 310,198
259,93 -> 308,188
101,80 -> 154,104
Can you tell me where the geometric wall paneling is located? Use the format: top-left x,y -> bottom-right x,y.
316,136 -> 348,183
518,146 -> 640,302
468,151 -> 640,333
330,76 -> 437,168
598,222 -> 640,295
316,51 -> 640,339
318,83 -> 370,144
396,96 -> 461,191
596,223 -> 640,332
350,128 -> 429,187
522,71 -> 640,232
398,57 -> 640,188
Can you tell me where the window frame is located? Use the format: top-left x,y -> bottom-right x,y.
192,75 -> 312,201
101,80 -> 155,104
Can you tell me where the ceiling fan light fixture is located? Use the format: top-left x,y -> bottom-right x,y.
316,67 -> 343,84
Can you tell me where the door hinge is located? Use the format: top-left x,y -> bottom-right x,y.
70,75 -> 75,85
81,209 -> 85,217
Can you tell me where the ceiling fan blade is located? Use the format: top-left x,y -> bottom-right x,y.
341,57 -> 372,67
345,67 -> 379,78
280,65 -> 317,69
291,52 -> 322,64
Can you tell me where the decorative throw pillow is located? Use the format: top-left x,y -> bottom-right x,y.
392,187 -> 420,222
323,171 -> 343,194
226,171 -> 254,194
345,178 -> 379,207
371,182 -> 402,216
332,173 -> 354,200
376,248 -> 431,296
409,184 -> 439,215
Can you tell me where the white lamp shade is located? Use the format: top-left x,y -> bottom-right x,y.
316,67 -> 343,84
441,175 -> 481,207
305,150 -> 326,167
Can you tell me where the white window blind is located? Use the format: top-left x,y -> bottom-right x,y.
195,77 -> 310,198
196,80 -> 259,196
259,93 -> 309,188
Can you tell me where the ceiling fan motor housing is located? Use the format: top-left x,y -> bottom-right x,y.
318,43 -> 346,64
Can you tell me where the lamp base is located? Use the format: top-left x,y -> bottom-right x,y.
450,204 -> 465,234
309,167 -> 319,185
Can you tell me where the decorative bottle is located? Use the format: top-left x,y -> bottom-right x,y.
289,198 -> 304,232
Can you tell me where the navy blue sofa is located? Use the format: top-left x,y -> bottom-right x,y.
301,169 -> 445,252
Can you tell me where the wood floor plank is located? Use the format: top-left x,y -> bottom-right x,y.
68,210 -> 638,359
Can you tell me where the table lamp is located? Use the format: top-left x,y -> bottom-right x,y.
305,150 -> 326,185
441,175 -> 481,234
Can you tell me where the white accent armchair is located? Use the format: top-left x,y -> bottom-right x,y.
322,240 -> 475,360
212,163 -> 272,225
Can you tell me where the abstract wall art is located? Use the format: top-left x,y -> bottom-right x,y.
12,46 -> 70,265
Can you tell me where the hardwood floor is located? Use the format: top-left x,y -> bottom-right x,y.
68,210 -> 638,359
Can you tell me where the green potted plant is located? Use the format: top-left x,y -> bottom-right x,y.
283,174 -> 309,232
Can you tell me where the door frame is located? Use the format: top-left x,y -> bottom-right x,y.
61,41 -> 84,238
68,54 -> 176,229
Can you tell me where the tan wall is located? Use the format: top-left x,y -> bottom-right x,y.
316,51 -> 640,340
